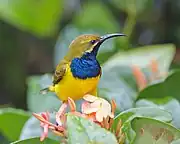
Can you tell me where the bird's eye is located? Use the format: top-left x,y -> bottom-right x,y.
90,40 -> 96,45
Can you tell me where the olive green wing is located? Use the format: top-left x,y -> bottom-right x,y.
53,60 -> 68,85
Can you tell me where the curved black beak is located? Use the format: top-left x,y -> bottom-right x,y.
99,33 -> 126,44
93,33 -> 126,55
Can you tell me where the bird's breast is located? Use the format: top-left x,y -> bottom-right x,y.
70,55 -> 101,79
54,64 -> 101,101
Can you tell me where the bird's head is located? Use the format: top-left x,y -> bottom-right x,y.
66,33 -> 126,60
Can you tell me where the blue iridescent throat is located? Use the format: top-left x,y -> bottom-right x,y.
70,51 -> 101,79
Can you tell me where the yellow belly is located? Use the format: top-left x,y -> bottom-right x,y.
54,65 -> 100,101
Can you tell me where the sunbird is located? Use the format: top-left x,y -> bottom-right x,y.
41,33 -> 126,113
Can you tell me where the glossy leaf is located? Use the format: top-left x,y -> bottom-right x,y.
171,139 -> 180,144
66,114 -> 118,144
0,108 -> 30,141
11,137 -> 59,144
103,44 -> 175,75
0,0 -> 63,37
112,107 -> 172,143
98,71 -> 136,113
27,75 -> 61,113
131,117 -> 180,144
98,44 -> 175,112
136,98 -> 180,128
113,107 -> 172,128
137,70 -> 180,102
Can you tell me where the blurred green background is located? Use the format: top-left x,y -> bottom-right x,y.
1,0 -> 180,143
1,0 -> 180,110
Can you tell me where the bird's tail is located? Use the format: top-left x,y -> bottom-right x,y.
40,85 -> 55,95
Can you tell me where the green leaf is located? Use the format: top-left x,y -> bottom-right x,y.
73,1 -> 119,32
66,114 -> 118,144
27,75 -> 61,113
171,139 -> 180,144
98,63 -> 136,114
98,44 -> 175,113
104,44 -> 175,77
131,117 -> 180,144
113,107 -> 172,128
10,137 -> 59,144
98,71 -> 136,113
137,70 -> 180,102
136,68 -> 180,131
0,108 -> 30,141
112,107 -> 172,143
136,98 -> 180,128
0,0 -> 63,37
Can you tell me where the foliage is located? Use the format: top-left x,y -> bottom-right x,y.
131,117 -> 180,144
10,137 -> 59,144
0,0 -> 63,37
67,114 -> 118,144
0,108 -> 30,141
137,70 -> 180,101
27,75 -> 61,113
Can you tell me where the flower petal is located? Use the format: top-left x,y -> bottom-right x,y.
150,58 -> 159,75
101,99 -> 111,109
90,99 -> 102,108
95,109 -> 104,122
82,101 -> 99,114
83,94 -> 98,102
132,65 -> 147,90
86,112 -> 96,121
56,102 -> 68,126
41,112 -> 49,120
111,99 -> 116,115
68,97 -> 76,111
101,100 -> 112,117
40,124 -> 48,141
70,111 -> 87,118
32,113 -> 45,122
52,130 -> 65,137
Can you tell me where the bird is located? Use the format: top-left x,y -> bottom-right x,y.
40,33 -> 126,116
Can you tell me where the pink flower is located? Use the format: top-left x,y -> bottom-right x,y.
33,112 -> 65,141
82,95 -> 116,124
32,112 -> 50,141
33,96 -> 117,141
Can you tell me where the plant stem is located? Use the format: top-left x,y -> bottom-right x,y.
115,1 -> 137,51
123,13 -> 136,47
